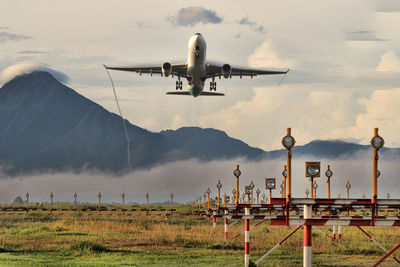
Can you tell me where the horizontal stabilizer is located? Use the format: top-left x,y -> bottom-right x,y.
166,91 -> 225,96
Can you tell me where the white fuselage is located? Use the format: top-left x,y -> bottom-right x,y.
186,33 -> 207,97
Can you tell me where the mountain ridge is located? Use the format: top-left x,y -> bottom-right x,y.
0,71 -> 397,176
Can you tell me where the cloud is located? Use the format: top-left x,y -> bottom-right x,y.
238,17 -> 266,34
0,31 -> 31,43
373,0 -> 400,12
334,88 -> 400,147
17,50 -> 46,55
0,154 -> 398,204
195,86 -> 356,150
168,7 -> 223,27
346,30 -> 388,42
0,61 -> 70,85
248,40 -> 296,69
376,51 -> 400,72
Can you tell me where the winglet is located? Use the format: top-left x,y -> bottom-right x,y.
103,64 -> 108,69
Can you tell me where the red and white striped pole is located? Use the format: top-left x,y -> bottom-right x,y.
338,225 -> 342,240
213,211 -> 217,228
224,210 -> 229,240
244,207 -> 250,267
303,205 -> 312,267
332,225 -> 336,239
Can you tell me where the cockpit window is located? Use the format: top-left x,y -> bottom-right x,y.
195,46 -> 200,58
194,33 -> 202,36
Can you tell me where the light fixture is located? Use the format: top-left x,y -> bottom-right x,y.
346,183 -> 351,190
265,178 -> 276,189
245,186 -> 251,195
371,135 -> 384,150
306,162 -> 321,177
234,168 -> 241,178
282,135 -> 295,149
249,181 -> 255,189
325,169 -> 333,178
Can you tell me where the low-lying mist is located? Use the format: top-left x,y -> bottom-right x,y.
0,151 -> 399,204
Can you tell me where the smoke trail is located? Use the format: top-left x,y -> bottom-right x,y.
103,65 -> 132,169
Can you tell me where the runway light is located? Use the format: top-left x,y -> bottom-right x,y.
245,186 -> 251,195
233,165 -> 241,205
325,168 -> 333,178
282,134 -> 295,150
256,188 -> 261,204
282,167 -> 287,179
377,170 -> 381,178
306,162 -> 321,177
313,182 -> 318,189
345,181 -> 351,190
325,165 -> 333,199
265,178 -> 276,190
371,135 -> 384,150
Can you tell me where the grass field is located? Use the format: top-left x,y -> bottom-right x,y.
0,205 -> 399,266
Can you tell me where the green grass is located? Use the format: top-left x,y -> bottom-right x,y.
0,207 -> 399,266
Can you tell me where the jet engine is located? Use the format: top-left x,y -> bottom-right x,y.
222,64 -> 231,79
162,62 -> 171,77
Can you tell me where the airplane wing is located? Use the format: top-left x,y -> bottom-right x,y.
205,63 -> 289,79
104,64 -> 188,78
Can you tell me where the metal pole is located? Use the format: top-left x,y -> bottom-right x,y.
250,182 -> 253,204
327,165 -> 331,199
303,205 -> 312,267
26,192 -> 29,213
244,207 -> 250,267
372,243 -> 400,267
50,192 -> 54,215
236,165 -> 240,206
224,210 -> 229,240
255,225 -> 302,265
74,193 -> 77,212
310,178 -> 314,199
121,193 -> 125,214
286,128 -> 292,202
269,189 -> 272,204
332,225 -> 336,239
314,181 -> 317,199
357,226 -> 400,263
207,192 -> 210,210
373,128 -> 378,204
213,211 -> 217,228
218,185 -> 221,209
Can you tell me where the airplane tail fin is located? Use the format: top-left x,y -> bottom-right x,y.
166,91 -> 224,96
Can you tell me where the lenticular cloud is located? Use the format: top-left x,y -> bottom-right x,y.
0,61 -> 70,85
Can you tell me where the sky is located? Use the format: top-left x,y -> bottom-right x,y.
1,0 -> 400,150
0,1 -> 399,202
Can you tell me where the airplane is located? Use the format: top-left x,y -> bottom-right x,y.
104,33 -> 289,97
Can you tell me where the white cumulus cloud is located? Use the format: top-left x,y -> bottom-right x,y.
376,51 -> 400,72
248,40 -> 295,69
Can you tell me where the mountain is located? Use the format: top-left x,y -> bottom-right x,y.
0,71 -> 264,175
0,71 -> 397,176
266,139 -> 399,159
